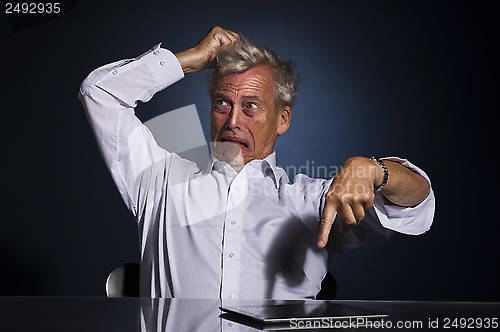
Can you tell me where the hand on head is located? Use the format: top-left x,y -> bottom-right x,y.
175,26 -> 240,74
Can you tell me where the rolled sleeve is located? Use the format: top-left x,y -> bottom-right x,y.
373,157 -> 435,235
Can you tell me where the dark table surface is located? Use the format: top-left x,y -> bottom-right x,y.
0,296 -> 498,331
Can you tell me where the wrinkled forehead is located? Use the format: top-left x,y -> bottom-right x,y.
212,65 -> 276,98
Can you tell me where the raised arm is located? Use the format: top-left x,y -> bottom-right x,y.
78,26 -> 239,217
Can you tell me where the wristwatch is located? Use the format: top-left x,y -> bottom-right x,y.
364,156 -> 389,192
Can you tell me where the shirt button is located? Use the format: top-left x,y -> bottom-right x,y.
111,70 -> 118,75
231,220 -> 236,225
235,186 -> 241,192
227,293 -> 233,299
159,60 -> 166,66
228,252 -> 234,258
153,50 -> 159,56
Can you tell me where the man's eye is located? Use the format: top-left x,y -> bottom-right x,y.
244,103 -> 258,113
214,100 -> 231,113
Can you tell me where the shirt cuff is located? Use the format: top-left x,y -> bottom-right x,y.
138,43 -> 185,92
372,157 -> 435,235
94,43 -> 184,107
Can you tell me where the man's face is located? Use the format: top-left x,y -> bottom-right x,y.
210,65 -> 291,169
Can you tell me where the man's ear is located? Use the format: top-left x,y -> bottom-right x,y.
277,106 -> 291,135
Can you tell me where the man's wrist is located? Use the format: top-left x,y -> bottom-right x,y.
342,156 -> 383,190
364,156 -> 389,192
174,47 -> 208,74
174,48 -> 194,74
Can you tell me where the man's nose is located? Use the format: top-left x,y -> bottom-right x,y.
225,106 -> 244,131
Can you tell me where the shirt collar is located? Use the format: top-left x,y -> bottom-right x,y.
202,151 -> 284,188
258,151 -> 282,189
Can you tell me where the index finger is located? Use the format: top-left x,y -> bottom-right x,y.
318,202 -> 337,248
226,30 -> 241,42
217,28 -> 240,46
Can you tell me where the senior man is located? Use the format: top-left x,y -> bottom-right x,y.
79,26 -> 434,299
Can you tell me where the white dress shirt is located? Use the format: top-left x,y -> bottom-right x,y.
79,44 -> 435,299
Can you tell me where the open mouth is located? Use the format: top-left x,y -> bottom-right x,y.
220,137 -> 249,149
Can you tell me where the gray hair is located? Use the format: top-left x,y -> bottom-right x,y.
209,37 -> 299,110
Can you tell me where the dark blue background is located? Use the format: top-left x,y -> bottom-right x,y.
1,0 -> 498,300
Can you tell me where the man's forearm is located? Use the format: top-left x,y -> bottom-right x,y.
340,156 -> 430,207
379,160 -> 430,207
175,48 -> 208,74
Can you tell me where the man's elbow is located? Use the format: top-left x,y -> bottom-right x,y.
412,173 -> 431,207
78,73 -> 95,101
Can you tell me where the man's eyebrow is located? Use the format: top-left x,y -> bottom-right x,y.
212,92 -> 227,99
241,95 -> 267,106
212,93 -> 266,104
241,95 -> 263,101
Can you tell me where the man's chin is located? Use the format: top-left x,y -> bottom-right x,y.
211,141 -> 245,169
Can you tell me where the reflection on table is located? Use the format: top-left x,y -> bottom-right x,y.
1,297 -> 499,331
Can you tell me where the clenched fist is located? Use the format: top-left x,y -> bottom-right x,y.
175,26 -> 240,74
